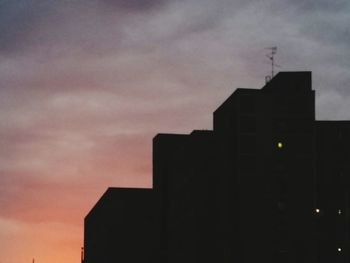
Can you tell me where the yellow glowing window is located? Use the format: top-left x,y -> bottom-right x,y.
277,142 -> 283,149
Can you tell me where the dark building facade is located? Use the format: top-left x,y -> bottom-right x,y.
84,71 -> 350,263
84,188 -> 162,262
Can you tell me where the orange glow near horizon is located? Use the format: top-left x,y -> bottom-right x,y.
0,217 -> 81,263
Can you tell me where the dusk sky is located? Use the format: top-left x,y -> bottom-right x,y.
1,0 -> 350,262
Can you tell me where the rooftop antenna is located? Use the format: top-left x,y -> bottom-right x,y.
265,46 -> 279,83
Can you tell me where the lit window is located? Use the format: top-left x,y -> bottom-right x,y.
338,248 -> 342,252
338,209 -> 342,215
278,142 -> 283,149
315,208 -> 320,213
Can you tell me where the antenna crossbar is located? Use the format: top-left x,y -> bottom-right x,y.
265,46 -> 278,83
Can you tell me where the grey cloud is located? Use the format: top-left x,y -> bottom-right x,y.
293,0 -> 348,13
0,0 -> 59,53
2,0 -> 350,226
99,0 -> 167,12
292,0 -> 350,49
0,0 -> 172,55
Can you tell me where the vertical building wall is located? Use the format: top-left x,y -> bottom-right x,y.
153,132 -> 218,263
153,134 -> 190,262
84,188 -> 162,263
259,84 -> 316,263
213,72 -> 317,263
316,121 -> 350,263
214,89 -> 258,262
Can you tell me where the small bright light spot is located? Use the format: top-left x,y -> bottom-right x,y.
338,209 -> 342,215
315,208 -> 320,213
277,142 -> 283,149
338,248 -> 342,252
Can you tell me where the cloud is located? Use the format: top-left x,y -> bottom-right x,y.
99,0 -> 167,11
1,0 -> 350,262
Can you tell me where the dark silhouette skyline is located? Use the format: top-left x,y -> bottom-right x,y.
84,71 -> 350,263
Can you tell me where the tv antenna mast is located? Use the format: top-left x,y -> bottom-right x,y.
265,46 -> 280,83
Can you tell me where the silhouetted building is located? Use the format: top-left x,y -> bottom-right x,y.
315,121 -> 350,262
84,188 -> 162,262
84,71 -> 350,263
